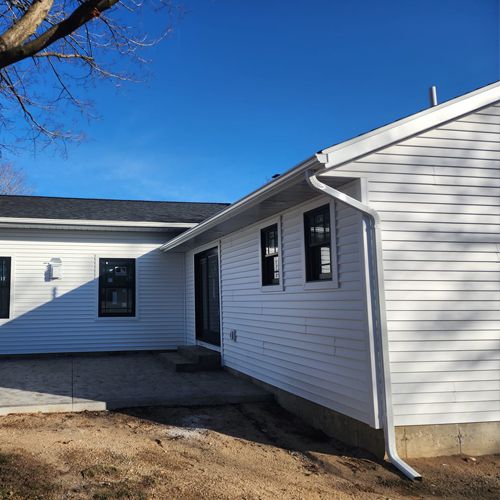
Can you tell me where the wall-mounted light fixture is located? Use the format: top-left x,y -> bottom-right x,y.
49,258 -> 62,280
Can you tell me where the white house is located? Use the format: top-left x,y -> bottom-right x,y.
1,82 -> 499,477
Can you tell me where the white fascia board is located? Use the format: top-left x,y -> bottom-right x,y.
160,156 -> 320,252
319,80 -> 500,168
0,217 -> 197,229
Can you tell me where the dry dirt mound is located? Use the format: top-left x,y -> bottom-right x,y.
0,403 -> 498,499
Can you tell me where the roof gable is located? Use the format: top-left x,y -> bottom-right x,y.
318,81 -> 500,169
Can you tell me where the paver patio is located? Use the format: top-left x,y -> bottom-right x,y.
0,352 -> 272,415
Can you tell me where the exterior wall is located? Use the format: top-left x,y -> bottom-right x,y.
0,229 -> 185,354
186,185 -> 379,427
331,101 -> 500,427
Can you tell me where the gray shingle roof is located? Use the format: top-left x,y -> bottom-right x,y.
0,195 -> 229,223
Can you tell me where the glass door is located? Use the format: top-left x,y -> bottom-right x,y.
194,247 -> 220,346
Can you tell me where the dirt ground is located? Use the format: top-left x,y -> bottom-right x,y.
0,403 -> 498,500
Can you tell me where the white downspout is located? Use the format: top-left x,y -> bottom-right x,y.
306,172 -> 421,481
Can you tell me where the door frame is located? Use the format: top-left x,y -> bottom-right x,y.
194,244 -> 222,351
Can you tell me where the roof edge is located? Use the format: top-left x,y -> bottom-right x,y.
161,155 -> 320,252
0,194 -> 229,206
0,217 -> 197,229
319,80 -> 500,168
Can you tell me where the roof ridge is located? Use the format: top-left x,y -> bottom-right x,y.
0,194 -> 229,205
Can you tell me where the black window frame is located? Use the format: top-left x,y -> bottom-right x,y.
98,258 -> 136,318
260,223 -> 280,286
0,257 -> 11,319
304,204 -> 333,282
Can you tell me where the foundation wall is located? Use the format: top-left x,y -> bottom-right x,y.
395,421 -> 500,458
227,367 -> 500,459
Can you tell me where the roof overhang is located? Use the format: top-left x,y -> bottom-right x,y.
161,156 -> 325,252
0,217 -> 197,232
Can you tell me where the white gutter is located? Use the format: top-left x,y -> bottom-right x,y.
0,217 -> 197,229
307,171 -> 421,481
160,156 -> 319,252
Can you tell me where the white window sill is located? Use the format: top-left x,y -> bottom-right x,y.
95,315 -> 139,321
261,284 -> 284,293
303,279 -> 339,291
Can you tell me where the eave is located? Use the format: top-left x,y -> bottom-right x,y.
0,217 -> 198,232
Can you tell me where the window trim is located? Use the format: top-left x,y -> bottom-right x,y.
301,199 -> 339,290
258,216 -> 284,293
96,256 -> 137,319
260,222 -> 280,287
0,256 -> 12,320
304,203 -> 333,282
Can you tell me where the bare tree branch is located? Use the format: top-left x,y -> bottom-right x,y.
0,0 -> 181,151
0,0 -> 55,51
0,0 -> 121,69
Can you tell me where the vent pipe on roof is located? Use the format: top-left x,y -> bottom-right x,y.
429,85 -> 438,107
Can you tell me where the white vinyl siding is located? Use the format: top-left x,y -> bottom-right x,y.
0,229 -> 185,354
331,101 -> 500,426
186,187 -> 377,427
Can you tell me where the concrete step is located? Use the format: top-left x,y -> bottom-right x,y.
158,352 -> 200,373
177,346 -> 221,370
158,347 -> 221,373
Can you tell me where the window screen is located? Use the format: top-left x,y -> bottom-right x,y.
99,258 -> 136,317
0,257 -> 11,319
261,223 -> 280,286
304,204 -> 332,282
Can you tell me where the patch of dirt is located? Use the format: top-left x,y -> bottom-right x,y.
0,452 -> 60,499
0,403 -> 498,499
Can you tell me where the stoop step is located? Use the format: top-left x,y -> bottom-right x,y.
158,346 -> 221,372
177,346 -> 221,369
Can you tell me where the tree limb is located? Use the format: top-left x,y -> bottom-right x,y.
0,0 -> 120,69
0,0 -> 55,51
0,0 -> 179,150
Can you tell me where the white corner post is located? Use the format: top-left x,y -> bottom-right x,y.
306,172 -> 421,481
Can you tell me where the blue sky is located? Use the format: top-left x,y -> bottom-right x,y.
8,0 -> 500,202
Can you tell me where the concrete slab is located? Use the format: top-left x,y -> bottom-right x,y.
0,353 -> 272,415
0,357 -> 73,410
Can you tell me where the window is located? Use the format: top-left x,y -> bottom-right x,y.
99,258 -> 136,317
261,223 -> 280,286
0,257 -> 11,319
304,204 -> 332,282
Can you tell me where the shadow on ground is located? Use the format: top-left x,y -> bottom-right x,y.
119,401 -> 386,470
0,403 -> 498,499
